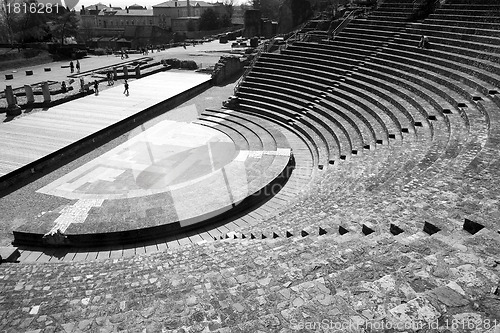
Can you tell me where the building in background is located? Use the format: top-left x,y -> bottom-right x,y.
79,1 -> 235,48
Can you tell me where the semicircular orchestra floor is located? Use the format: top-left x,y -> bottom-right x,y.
13,119 -> 293,248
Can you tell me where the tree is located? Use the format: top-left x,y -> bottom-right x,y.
198,8 -> 219,31
50,7 -> 79,45
18,0 -> 50,43
223,0 -> 234,19
0,0 -> 50,44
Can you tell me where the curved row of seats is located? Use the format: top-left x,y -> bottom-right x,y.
226,0 -> 500,238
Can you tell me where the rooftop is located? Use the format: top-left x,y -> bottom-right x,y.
153,0 -> 214,8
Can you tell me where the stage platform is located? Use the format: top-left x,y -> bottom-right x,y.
0,71 -> 211,183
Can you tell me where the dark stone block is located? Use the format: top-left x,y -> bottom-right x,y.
5,74 -> 13,80
44,68 -> 51,72
352,150 -> 358,155
401,128 -> 409,133
390,224 -> 404,236
318,164 -> 324,170
25,70 -> 33,76
423,221 -> 441,235
273,232 -> 279,238
472,96 -> 482,101
319,227 -> 327,235
363,145 -> 370,150
340,155 -> 346,160
488,90 -> 498,95
494,286 -> 500,296
463,218 -> 484,235
328,160 -> 335,165
443,109 -> 452,114
457,103 -> 467,108
250,233 -> 256,239
234,234 -> 238,239
414,122 -> 423,127
376,139 -> 383,144
362,224 -> 375,236
261,234 -> 267,239
242,234 -> 246,239
389,134 -> 396,139
286,231 -> 293,238
428,115 -> 437,121
301,230 -> 308,237
339,226 -> 349,235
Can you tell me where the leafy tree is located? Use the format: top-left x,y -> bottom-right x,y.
0,0 -> 50,44
198,8 -> 219,31
18,0 -> 50,43
49,7 -> 79,45
223,0 -> 234,18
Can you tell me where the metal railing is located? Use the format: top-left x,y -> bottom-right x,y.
327,8 -> 364,41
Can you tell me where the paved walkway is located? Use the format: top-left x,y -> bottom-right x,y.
0,71 -> 211,178
0,40 -> 234,92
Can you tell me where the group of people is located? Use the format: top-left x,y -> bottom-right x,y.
91,79 -> 128,96
120,49 -> 129,59
69,60 -> 81,74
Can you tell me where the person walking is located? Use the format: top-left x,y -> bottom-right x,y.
76,60 -> 80,73
123,79 -> 129,96
94,80 -> 99,96
69,61 -> 74,73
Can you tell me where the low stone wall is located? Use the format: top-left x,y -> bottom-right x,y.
211,56 -> 244,85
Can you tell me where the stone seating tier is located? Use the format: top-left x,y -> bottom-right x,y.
430,13 -> 500,24
254,55 -> 413,134
245,71 -> 390,143
235,93 -> 337,162
237,83 -> 361,155
3,220 -> 499,332
284,44 -> 434,125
